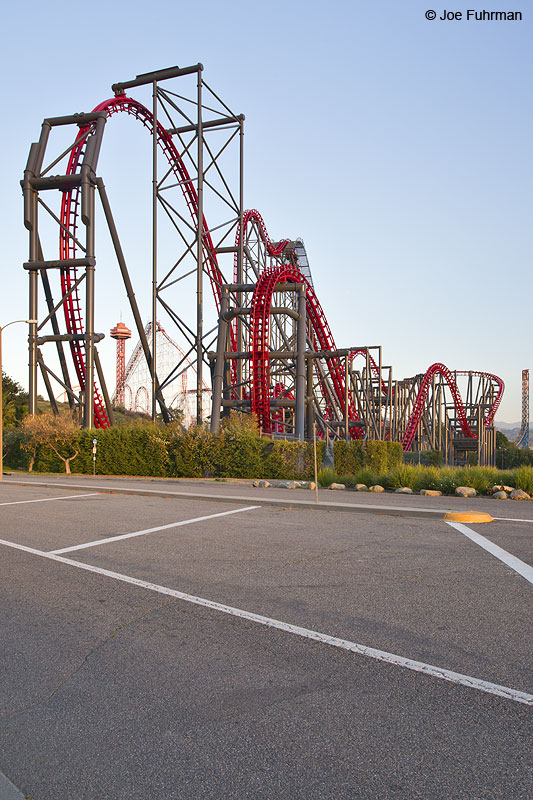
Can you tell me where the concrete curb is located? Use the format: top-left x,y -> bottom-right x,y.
3,478 -> 456,519
0,771 -> 25,800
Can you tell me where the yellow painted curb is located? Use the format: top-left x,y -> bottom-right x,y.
444,511 -> 494,524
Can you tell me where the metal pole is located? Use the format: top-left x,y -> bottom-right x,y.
295,285 -> 306,441
196,67 -> 204,425
210,289 -> 229,433
313,421 -> 319,503
237,118 -> 244,401
306,357 -> 314,440
152,80 -> 158,422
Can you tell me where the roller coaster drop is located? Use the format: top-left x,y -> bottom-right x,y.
22,65 -> 503,465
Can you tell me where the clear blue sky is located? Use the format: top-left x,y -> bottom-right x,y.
0,0 -> 530,421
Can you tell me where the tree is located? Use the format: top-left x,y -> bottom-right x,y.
22,411 -> 80,474
496,430 -> 511,449
2,372 -> 28,426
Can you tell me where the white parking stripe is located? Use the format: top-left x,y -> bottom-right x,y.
0,535 -> 531,706
49,506 -> 261,554
446,521 -> 533,584
0,493 -> 100,507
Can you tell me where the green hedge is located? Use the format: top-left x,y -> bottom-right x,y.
169,427 -> 324,480
333,440 -> 402,475
4,418 -> 325,481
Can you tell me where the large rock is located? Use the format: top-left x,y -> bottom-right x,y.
296,481 -> 316,490
329,483 -> 346,490
370,485 -> 385,493
395,487 -> 413,494
510,489 -> 530,501
419,489 -> 442,496
355,484 -> 369,491
455,486 -> 477,498
492,491 -> 508,499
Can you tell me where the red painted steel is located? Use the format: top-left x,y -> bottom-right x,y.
401,364 -> 505,451
249,264 -> 363,436
60,96 -> 225,427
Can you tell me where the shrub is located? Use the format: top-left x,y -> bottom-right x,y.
318,467 -> 336,487
436,468 -> 460,495
412,466 -> 442,492
514,466 -> 533,495
333,441 -> 364,474
334,440 -> 402,475
170,424 -> 217,478
451,467 -> 500,495
2,428 -> 28,470
86,421 -> 175,477
263,440 -> 322,481
353,468 -> 379,487
428,450 -> 444,467
338,473 -> 358,488
386,464 -> 419,490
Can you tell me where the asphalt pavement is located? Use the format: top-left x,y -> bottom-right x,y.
0,479 -> 531,799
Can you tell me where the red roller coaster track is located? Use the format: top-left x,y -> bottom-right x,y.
401,365 -> 504,451
60,95 -> 225,427
58,94 -> 504,445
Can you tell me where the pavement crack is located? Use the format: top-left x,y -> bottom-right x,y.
0,599 -> 175,719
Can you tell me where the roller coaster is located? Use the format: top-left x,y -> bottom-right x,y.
22,64 -> 503,466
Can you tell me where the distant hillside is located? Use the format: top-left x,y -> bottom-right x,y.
495,422 -> 532,443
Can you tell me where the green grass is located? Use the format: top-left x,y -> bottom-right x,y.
352,468 -> 379,488
321,463 -> 533,496
514,466 -> 533,494
317,467 -> 336,487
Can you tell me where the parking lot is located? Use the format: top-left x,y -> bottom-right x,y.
1,477 -> 531,799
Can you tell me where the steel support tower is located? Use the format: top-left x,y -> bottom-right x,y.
516,369 -> 529,449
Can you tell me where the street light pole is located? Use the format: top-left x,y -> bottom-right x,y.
0,319 -> 37,482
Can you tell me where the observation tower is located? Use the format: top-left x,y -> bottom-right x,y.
110,321 -> 131,407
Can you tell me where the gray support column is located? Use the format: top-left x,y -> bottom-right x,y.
477,405 -> 482,465
28,189 -> 38,415
152,80 -> 158,422
83,183 -> 95,428
196,67 -> 204,425
345,355 -> 349,442
210,289 -> 229,433
237,118 -> 244,401
37,349 -> 59,414
378,345 -> 383,442
295,285 -> 306,441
